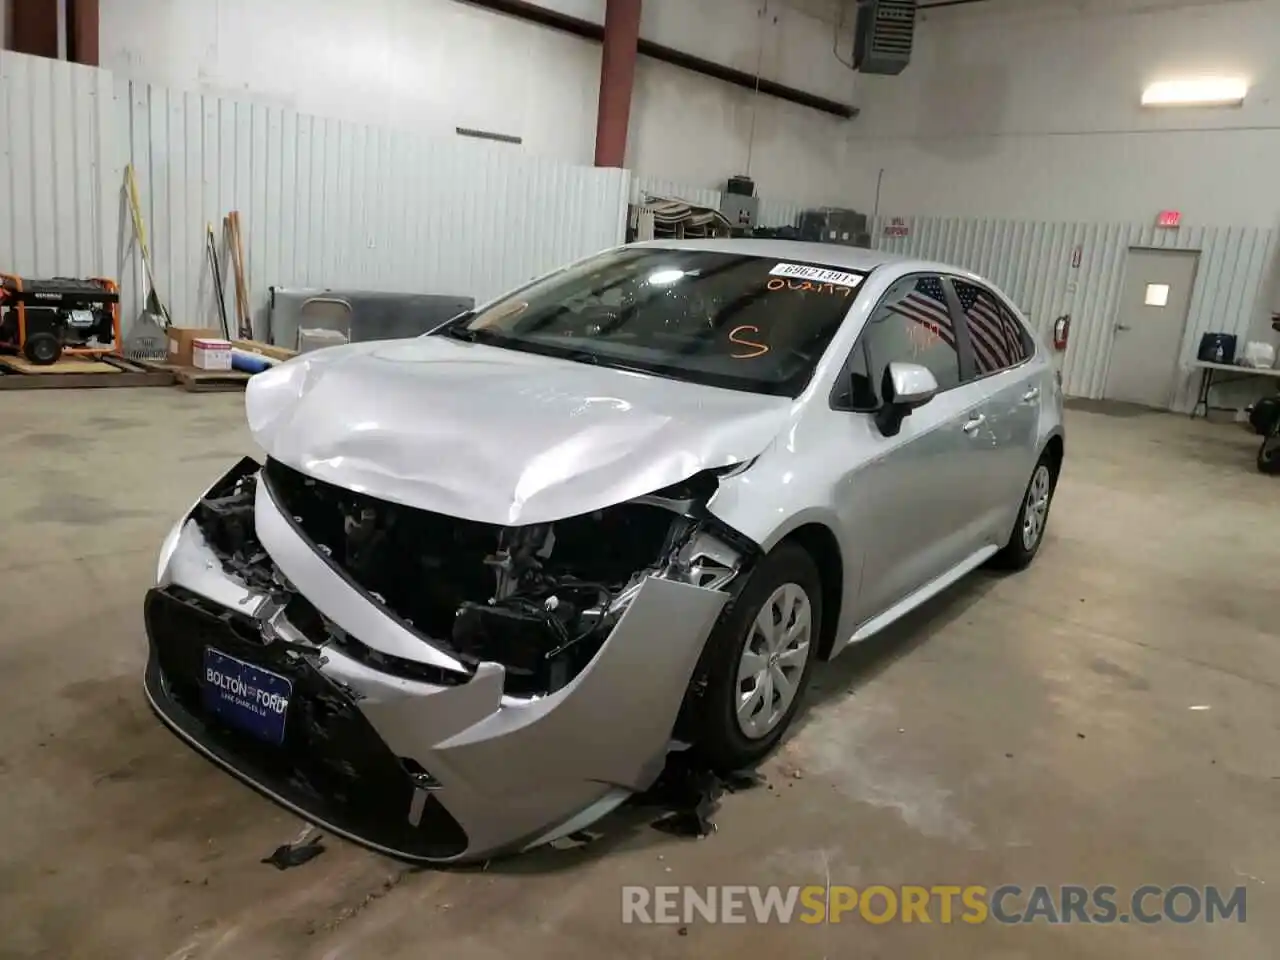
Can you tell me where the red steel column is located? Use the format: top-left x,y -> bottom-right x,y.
9,0 -> 60,58
593,0 -> 642,168
67,0 -> 100,66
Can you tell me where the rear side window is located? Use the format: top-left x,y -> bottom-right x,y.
952,280 -> 1030,376
852,275 -> 962,406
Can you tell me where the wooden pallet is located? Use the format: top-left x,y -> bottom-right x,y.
173,366 -> 253,393
0,353 -> 176,390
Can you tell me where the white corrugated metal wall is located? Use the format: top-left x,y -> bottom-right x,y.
0,52 -> 115,281
756,197 -> 806,230
873,217 -> 1277,411
2,51 -> 629,342
117,79 -> 631,338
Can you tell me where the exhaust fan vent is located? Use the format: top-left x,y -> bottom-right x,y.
854,0 -> 917,76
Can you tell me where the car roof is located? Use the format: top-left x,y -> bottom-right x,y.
628,237 -> 978,282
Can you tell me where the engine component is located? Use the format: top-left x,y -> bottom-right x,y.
0,274 -> 121,365
192,458 -> 281,595
485,525 -> 555,601
452,601 -> 572,692
259,458 -> 756,697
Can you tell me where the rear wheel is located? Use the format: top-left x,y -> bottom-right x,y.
992,454 -> 1056,570
687,542 -> 821,770
1258,430 -> 1280,475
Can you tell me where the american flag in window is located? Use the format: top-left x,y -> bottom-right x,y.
957,283 -> 1024,374
887,276 -> 956,351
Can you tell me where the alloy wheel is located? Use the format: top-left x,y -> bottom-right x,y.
735,582 -> 812,740
1021,464 -> 1052,551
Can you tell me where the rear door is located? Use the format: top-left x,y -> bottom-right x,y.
946,278 -> 1041,544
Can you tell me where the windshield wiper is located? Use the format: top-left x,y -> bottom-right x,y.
440,316 -> 495,343
557,349 -> 653,376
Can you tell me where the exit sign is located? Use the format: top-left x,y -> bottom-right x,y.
1157,210 -> 1182,228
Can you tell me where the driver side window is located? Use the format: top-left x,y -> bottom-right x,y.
842,274 -> 962,411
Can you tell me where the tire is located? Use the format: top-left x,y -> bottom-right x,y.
992,453 -> 1057,570
1258,430 -> 1280,475
1247,396 -> 1280,436
685,542 -> 822,771
22,331 -> 61,366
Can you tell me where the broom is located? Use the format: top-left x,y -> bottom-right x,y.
122,165 -> 171,361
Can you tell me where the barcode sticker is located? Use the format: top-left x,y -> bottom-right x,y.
769,263 -> 865,288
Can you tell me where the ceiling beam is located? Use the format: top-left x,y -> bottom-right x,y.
918,0 -> 993,9
457,0 -> 859,119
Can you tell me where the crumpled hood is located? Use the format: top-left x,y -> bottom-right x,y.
245,336 -> 793,525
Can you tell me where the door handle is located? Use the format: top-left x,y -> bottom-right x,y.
1115,323 -> 1132,332
1022,387 -> 1040,402
963,414 -> 986,435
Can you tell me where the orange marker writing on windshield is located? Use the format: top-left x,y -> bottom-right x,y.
729,325 -> 770,359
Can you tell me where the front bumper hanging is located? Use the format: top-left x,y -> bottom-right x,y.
146,460 -> 734,863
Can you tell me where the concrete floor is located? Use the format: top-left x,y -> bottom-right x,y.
1,390 -> 1277,959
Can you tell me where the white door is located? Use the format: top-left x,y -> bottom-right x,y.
1104,248 -> 1199,408
840,274 -> 990,623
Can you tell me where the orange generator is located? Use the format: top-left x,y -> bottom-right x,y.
0,274 -> 121,365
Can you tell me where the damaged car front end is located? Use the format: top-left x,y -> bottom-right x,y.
146,452 -> 760,863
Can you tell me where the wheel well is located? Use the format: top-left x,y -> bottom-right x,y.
1043,434 -> 1064,483
779,523 -> 843,660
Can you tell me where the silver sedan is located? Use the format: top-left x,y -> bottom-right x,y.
145,239 -> 1064,863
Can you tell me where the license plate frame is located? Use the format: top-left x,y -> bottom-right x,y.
201,648 -> 292,745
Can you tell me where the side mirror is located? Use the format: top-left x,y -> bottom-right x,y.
885,361 -> 939,408
874,362 -> 939,437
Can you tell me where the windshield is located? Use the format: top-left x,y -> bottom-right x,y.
443,247 -> 869,396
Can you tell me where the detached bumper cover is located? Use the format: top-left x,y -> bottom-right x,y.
146,469 -> 730,863
145,587 -> 470,860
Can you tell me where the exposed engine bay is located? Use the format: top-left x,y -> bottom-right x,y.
190,457 -> 757,697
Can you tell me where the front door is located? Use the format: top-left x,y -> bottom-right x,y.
842,274 -> 990,624
1104,248 -> 1199,408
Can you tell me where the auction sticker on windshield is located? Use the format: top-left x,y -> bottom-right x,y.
769,263 -> 866,288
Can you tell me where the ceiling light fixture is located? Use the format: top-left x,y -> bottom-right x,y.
1141,77 -> 1248,108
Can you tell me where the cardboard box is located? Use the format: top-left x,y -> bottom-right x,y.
167,327 -> 222,367
192,338 -> 233,371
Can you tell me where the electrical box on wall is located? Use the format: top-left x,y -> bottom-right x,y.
854,0 -> 917,76
720,194 -> 759,233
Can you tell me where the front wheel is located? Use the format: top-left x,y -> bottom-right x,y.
685,542 -> 822,771
992,454 -> 1057,570
22,331 -> 61,365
